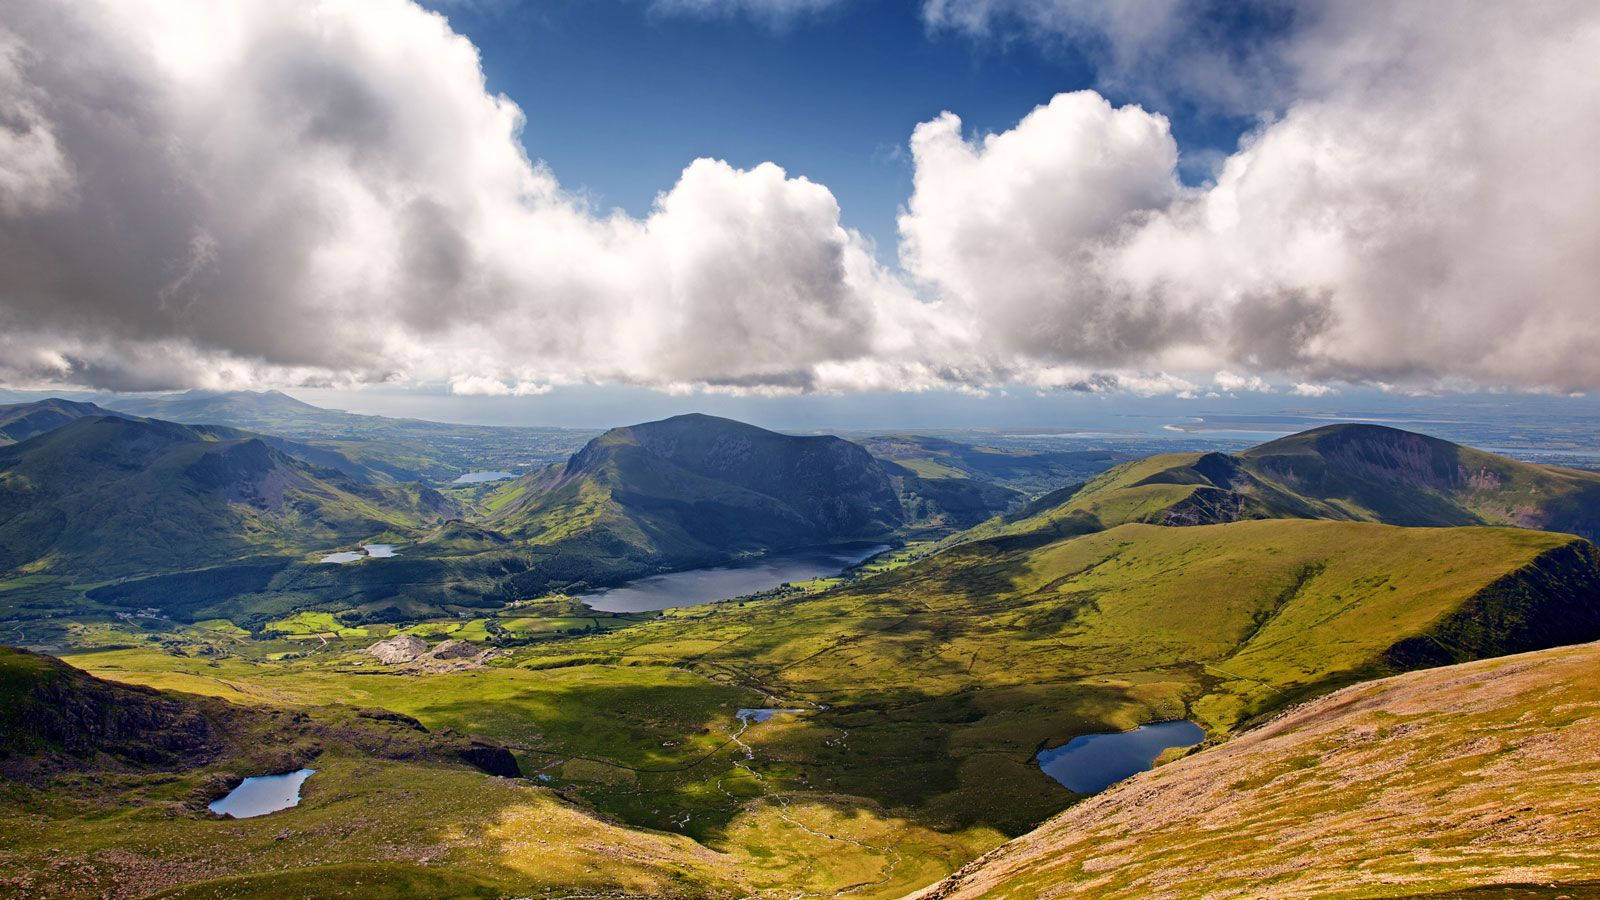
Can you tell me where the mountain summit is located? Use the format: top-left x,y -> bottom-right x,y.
490,414 -> 905,578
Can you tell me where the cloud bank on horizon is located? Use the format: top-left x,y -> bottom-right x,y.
2,0 -> 1597,397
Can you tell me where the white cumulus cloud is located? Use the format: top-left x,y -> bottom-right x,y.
1,0 -> 1598,398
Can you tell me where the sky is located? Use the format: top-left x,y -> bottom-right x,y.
2,0 -> 1599,426
424,0 -> 1264,250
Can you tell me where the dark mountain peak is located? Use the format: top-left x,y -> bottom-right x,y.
2,413 -> 195,458
572,414 -> 844,475
0,398 -> 131,445
1245,422 -> 1467,490
605,412 -> 799,446
502,413 -> 905,566
1190,451 -> 1245,488
1248,422 -> 1451,455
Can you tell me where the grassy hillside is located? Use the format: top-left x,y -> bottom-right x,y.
0,417 -> 442,578
59,519 -> 1600,895
961,424 -> 1600,546
915,640 -> 1600,899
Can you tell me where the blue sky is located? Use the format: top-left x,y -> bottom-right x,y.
430,0 -> 1253,253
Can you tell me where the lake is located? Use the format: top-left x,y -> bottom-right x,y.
208,768 -> 316,818
578,544 -> 890,613
320,544 -> 398,563
1036,720 -> 1205,794
452,471 -> 516,484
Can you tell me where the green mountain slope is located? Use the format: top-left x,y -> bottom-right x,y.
0,417 -> 447,577
0,398 -> 403,484
962,423 -> 1600,546
488,414 -> 910,575
913,640 -> 1600,899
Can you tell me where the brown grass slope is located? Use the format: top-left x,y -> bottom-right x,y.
911,640 -> 1600,899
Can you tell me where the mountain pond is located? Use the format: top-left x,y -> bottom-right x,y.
737,708 -> 805,725
1036,720 -> 1205,794
452,471 -> 516,484
319,544 -> 398,563
208,768 -> 316,818
577,544 -> 891,613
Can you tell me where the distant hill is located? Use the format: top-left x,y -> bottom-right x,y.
0,398 -> 132,445
100,390 -> 594,482
0,397 -> 395,483
103,388 -> 327,424
961,423 -> 1600,546
913,640 -> 1600,898
858,434 -> 1122,496
488,414 -> 910,577
0,416 -> 452,577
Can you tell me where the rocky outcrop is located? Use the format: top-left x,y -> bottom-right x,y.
366,633 -> 428,664
456,740 -> 521,778
428,639 -> 477,660
364,634 -> 500,673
